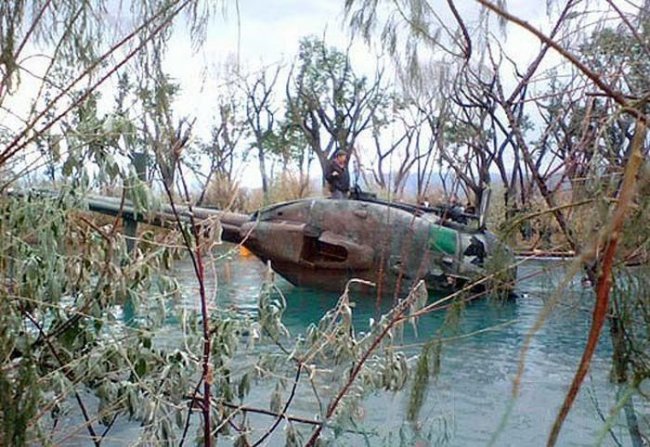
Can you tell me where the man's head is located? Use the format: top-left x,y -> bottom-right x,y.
335,150 -> 347,164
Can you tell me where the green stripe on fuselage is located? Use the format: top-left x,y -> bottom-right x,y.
428,225 -> 457,255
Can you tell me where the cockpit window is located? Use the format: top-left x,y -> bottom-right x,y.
427,225 -> 457,255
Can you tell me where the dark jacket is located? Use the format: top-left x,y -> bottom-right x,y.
325,160 -> 350,193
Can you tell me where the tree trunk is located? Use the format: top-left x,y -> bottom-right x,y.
258,146 -> 269,199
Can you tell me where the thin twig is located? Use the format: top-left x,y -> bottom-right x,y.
160,160 -> 214,447
446,0 -> 472,61
177,154 -> 214,447
217,401 -> 376,437
179,377 -> 205,446
251,363 -> 303,446
23,310 -> 101,447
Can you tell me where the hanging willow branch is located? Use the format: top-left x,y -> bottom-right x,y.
0,0 -> 195,168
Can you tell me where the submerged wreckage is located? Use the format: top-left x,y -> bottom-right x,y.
72,189 -> 517,297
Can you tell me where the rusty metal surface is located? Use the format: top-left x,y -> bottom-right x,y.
237,198 -> 516,295
29,190 -> 515,296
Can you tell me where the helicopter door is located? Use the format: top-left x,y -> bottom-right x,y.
300,230 -> 373,270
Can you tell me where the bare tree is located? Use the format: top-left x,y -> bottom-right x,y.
240,65 -> 282,199
365,98 -> 437,198
285,36 -> 389,183
192,94 -> 248,206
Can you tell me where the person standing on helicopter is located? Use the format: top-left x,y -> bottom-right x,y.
325,150 -> 350,199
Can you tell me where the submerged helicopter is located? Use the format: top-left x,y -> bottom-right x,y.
216,188 -> 516,296
21,187 -> 516,297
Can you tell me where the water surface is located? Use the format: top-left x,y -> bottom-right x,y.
167,251 -> 645,446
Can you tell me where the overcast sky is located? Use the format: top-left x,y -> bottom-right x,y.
6,0 -> 563,141
150,0 -> 574,187
164,0 -> 367,123
7,0 -> 613,189
163,1 -> 558,125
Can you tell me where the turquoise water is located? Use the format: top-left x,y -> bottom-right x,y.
53,249 -> 642,446
166,251 -> 647,446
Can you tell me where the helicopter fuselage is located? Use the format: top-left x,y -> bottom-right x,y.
230,197 -> 515,296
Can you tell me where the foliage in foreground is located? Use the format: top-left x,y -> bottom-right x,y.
1,189 -> 462,446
